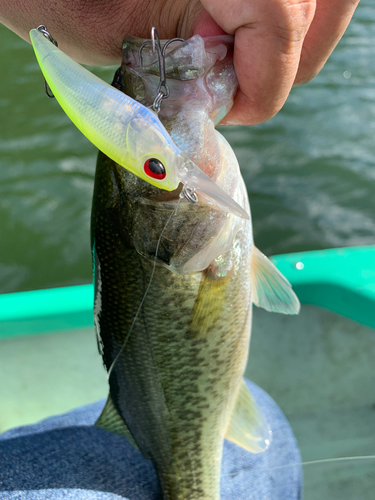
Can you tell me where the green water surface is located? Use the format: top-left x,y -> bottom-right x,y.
1,1 -> 375,294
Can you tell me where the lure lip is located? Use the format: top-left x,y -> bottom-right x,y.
176,155 -> 250,220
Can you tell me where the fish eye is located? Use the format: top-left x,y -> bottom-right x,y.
144,158 -> 166,180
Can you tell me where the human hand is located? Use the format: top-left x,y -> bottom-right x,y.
192,0 -> 360,124
0,0 -> 359,125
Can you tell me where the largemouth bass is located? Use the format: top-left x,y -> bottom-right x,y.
89,34 -> 300,500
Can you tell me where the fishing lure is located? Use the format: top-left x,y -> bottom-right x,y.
29,27 -> 249,220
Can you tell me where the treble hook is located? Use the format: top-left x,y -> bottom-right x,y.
139,27 -> 184,114
37,25 -> 58,98
139,28 -> 198,205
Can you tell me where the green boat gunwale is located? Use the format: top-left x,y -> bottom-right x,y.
1,245 -> 374,338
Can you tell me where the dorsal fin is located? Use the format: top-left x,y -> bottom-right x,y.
95,394 -> 139,450
225,379 -> 272,453
251,246 -> 300,314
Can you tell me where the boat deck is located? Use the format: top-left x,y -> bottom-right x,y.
1,304 -> 374,499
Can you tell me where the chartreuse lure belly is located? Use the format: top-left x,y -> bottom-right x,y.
29,28 -> 248,220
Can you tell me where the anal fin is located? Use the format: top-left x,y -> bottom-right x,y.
225,379 -> 272,454
95,394 -> 139,450
251,246 -> 300,314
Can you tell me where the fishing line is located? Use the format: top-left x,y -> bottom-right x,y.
263,453 -> 375,472
220,453 -> 375,477
108,197 -> 182,378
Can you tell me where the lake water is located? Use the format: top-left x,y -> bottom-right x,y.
0,1 -> 375,294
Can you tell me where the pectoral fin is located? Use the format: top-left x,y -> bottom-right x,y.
95,394 -> 139,450
225,379 -> 272,454
189,266 -> 229,339
251,246 -> 300,314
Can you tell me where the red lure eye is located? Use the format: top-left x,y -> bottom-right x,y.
144,158 -> 166,180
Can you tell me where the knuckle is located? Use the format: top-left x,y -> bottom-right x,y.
281,0 -> 316,27
273,0 -> 316,48
240,94 -> 285,125
243,0 -> 316,57
252,103 -> 283,124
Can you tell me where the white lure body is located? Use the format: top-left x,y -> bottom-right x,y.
30,28 -> 249,220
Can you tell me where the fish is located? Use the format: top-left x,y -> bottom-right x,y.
88,33 -> 300,500
29,27 -> 248,221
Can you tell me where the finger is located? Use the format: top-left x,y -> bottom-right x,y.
194,0 -> 316,125
295,0 -> 360,85
0,0 -> 192,66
